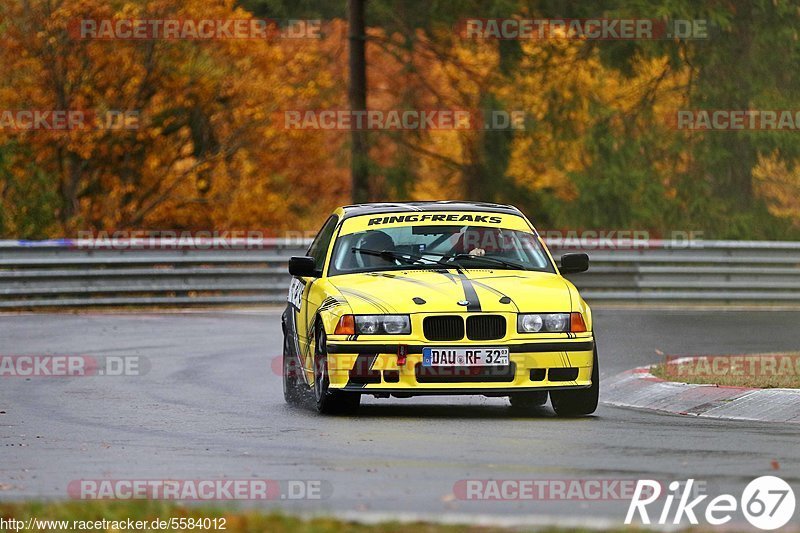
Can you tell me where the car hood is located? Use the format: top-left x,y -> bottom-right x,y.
326,269 -> 572,314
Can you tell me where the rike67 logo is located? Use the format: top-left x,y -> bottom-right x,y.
626,476 -> 796,530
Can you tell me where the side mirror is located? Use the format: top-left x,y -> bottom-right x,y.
289,256 -> 319,277
559,253 -> 589,274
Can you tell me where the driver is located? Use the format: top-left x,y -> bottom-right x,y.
454,227 -> 505,257
357,230 -> 397,267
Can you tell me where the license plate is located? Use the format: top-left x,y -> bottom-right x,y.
422,347 -> 509,367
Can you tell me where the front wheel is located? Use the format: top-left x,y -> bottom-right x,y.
550,348 -> 599,417
313,322 -> 360,415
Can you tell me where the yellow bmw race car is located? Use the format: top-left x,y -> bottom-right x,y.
281,201 -> 597,416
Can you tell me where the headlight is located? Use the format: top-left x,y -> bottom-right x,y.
544,313 -> 569,332
519,314 -> 543,332
518,313 -> 571,333
354,315 -> 411,335
381,315 -> 411,334
357,315 -> 380,334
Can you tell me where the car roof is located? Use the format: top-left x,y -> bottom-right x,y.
339,201 -> 523,220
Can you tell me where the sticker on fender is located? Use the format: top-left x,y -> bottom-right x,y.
423,347 -> 509,367
287,278 -> 304,310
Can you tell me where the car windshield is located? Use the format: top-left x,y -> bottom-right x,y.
329,224 -> 554,275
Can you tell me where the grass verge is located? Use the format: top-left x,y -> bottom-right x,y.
0,501 -> 598,533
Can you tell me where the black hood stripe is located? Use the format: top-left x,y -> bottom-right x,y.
433,269 -> 482,312
458,275 -> 482,312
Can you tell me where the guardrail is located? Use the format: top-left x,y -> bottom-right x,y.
0,239 -> 798,308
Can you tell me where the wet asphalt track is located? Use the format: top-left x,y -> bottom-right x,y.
1,308 -> 800,527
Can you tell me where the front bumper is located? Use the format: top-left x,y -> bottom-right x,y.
325,338 -> 595,393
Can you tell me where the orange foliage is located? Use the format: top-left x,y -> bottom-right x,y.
1,1 -> 793,237
753,152 -> 800,226
0,0 -> 349,235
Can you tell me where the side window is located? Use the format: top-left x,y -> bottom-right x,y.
306,215 -> 339,272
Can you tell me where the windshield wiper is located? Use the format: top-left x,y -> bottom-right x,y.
350,247 -> 452,268
413,249 -> 526,270
444,253 -> 527,270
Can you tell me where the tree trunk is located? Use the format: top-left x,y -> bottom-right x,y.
348,0 -> 370,203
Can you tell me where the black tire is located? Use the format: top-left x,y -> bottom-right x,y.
282,334 -> 304,405
550,348 -> 599,417
508,391 -> 548,412
313,322 -> 360,415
